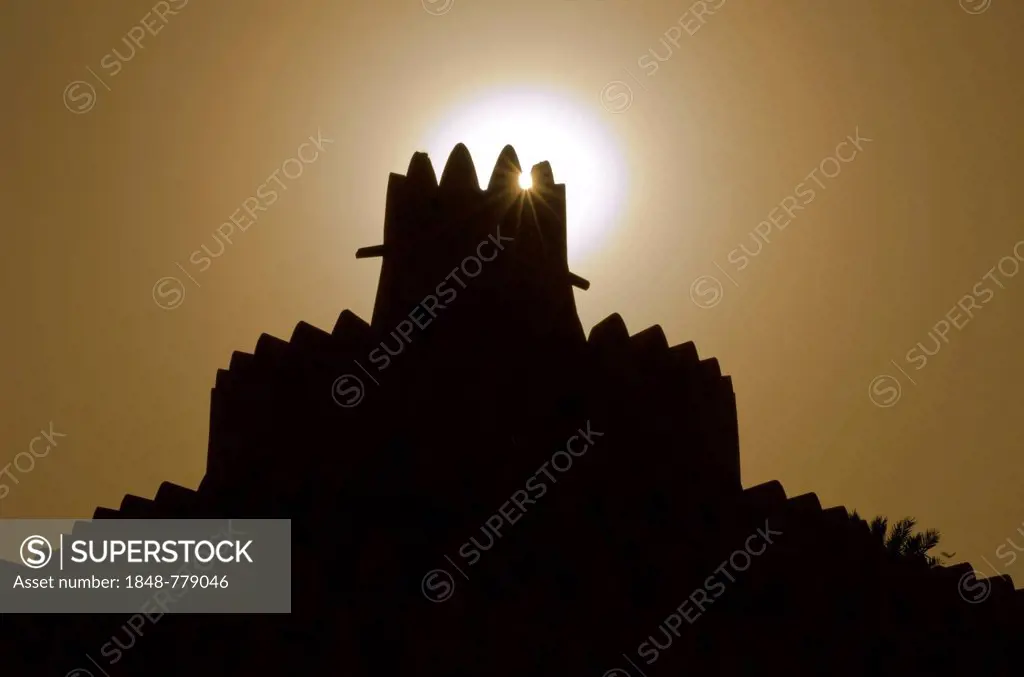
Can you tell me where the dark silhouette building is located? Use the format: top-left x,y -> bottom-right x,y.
4,145 -> 1020,675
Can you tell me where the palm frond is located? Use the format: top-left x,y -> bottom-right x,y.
869,516 -> 888,544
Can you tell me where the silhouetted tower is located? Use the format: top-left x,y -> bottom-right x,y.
356,144 -> 590,346
7,142 -> 1021,677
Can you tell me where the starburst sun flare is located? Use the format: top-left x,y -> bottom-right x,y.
423,87 -> 627,262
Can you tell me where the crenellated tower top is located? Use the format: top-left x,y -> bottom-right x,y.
355,144 -> 590,336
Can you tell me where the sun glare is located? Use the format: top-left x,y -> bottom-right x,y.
422,87 -> 627,262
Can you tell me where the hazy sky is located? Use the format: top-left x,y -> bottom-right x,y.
2,0 -> 1023,588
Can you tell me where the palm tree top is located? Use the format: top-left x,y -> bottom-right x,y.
849,511 -> 944,567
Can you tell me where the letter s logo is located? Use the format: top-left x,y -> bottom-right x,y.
152,277 -> 185,310
421,569 -> 455,602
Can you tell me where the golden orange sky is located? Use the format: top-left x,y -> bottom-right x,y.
2,0 -> 1023,587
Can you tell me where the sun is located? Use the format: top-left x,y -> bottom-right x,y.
422,86 -> 627,262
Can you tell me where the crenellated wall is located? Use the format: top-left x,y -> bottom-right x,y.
16,146 -> 1014,676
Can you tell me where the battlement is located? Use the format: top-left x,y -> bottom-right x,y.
357,144 -> 589,332
17,143 -> 1019,676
